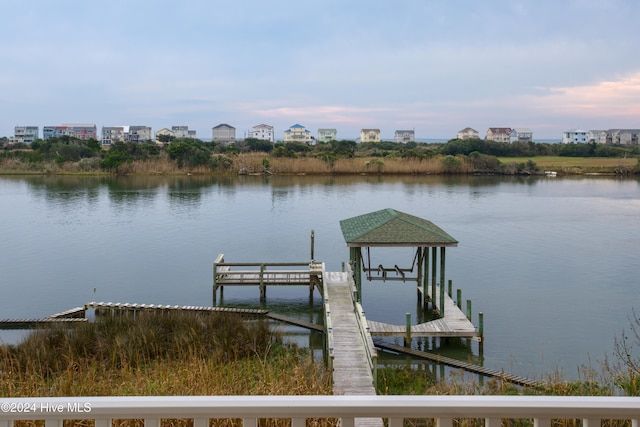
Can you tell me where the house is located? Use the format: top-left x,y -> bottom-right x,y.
456,127 -> 479,140
249,124 -> 274,142
12,126 -> 39,144
284,124 -> 313,143
43,124 -> 97,140
155,126 -> 196,143
588,130 -> 606,144
610,129 -> 640,145
212,124 -> 236,144
360,129 -> 381,143
562,129 -> 588,143
317,129 -> 337,143
510,128 -> 533,143
171,126 -> 197,139
485,127 -> 511,143
102,126 -> 152,146
394,130 -> 414,143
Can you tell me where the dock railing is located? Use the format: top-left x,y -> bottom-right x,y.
1,395 -> 638,426
346,263 -> 378,387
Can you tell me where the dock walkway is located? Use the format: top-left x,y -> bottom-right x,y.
368,286 -> 479,338
323,271 -> 382,427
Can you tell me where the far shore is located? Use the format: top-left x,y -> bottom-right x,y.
0,153 -> 638,177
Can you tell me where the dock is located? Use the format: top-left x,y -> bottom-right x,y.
368,285 -> 480,339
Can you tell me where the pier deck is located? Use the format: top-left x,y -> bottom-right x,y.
368,286 -> 480,339
324,271 -> 382,427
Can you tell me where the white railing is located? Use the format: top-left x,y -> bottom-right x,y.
1,396 -> 638,427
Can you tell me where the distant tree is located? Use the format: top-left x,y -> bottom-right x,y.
157,134 -> 175,143
101,148 -> 133,173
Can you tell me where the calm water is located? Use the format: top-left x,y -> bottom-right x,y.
1,174 -> 639,379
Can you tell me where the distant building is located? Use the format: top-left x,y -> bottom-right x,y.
284,124 -> 313,143
171,126 -> 196,139
588,130 -> 606,144
609,129 -> 640,145
212,124 -> 236,144
317,128 -> 337,143
101,126 -> 152,146
43,124 -> 97,140
562,129 -> 588,144
394,130 -> 414,143
457,127 -> 479,140
154,126 -> 196,143
510,128 -> 533,143
12,126 -> 39,144
360,129 -> 381,143
485,127 -> 511,143
249,124 -> 274,142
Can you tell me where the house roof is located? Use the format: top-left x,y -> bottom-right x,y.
459,127 -> 478,133
213,124 -> 235,129
339,208 -> 458,248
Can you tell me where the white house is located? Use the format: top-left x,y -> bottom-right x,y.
562,129 -> 588,143
394,130 -> 414,143
360,129 -> 381,143
317,128 -> 337,143
588,130 -> 606,144
249,124 -> 274,142
485,127 -> 511,143
171,126 -> 197,139
102,126 -> 152,146
284,124 -> 313,143
456,127 -> 479,140
12,126 -> 39,144
212,124 -> 236,144
510,128 -> 533,143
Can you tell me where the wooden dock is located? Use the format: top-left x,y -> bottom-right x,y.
368,286 -> 480,339
375,342 -> 540,388
324,270 -> 383,427
0,318 -> 87,329
213,254 -> 323,302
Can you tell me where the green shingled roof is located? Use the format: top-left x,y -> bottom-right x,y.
339,208 -> 458,247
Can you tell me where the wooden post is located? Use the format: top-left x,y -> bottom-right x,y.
439,247 -> 446,300
456,288 -> 462,309
310,229 -> 315,261
213,262 -> 218,305
431,248 -> 437,310
423,247 -> 429,308
404,312 -> 411,347
439,282 -> 445,317
466,299 -> 472,320
448,279 -> 452,297
479,312 -> 484,353
259,264 -> 266,301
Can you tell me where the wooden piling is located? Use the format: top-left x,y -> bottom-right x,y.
456,288 -> 462,309
466,299 -> 472,320
404,312 -> 411,347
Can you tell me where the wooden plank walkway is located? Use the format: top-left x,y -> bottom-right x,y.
375,342 -> 541,388
324,271 -> 383,427
0,318 -> 87,329
85,302 -> 268,315
368,287 -> 479,339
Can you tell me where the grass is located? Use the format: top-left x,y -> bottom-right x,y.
498,156 -> 637,173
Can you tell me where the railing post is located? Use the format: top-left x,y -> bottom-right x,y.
259,264 -> 266,301
405,312 -> 412,347
457,288 -> 462,309
534,419 -> 551,427
144,419 -> 161,427
243,418 -> 258,427
466,299 -> 472,320
440,282 -> 445,316
437,418 -> 453,427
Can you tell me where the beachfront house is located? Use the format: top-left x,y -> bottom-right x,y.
249,124 -> 274,142
394,130 -> 415,143
485,127 -> 511,143
102,126 -> 153,146
12,126 -> 39,144
456,127 -> 479,140
212,124 -> 236,144
317,128 -> 337,143
284,124 -> 313,144
562,129 -> 588,143
510,128 -> 533,143
360,129 -> 381,143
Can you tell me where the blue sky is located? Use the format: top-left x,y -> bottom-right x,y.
1,0 -> 639,140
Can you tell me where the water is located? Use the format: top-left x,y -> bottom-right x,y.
1,174 -> 639,379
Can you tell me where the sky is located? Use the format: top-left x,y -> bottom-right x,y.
1,0 -> 639,140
